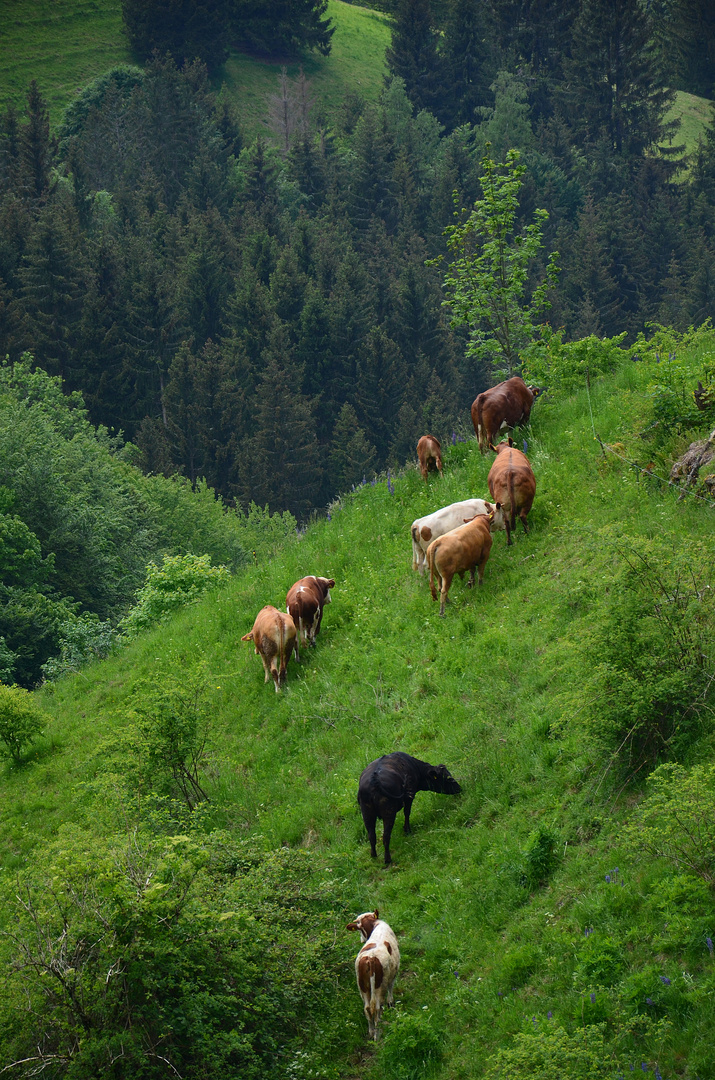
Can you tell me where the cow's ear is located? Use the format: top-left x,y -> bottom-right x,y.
373,909 -> 379,919
484,501 -> 492,511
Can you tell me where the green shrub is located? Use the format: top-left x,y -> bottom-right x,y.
0,684 -> 48,762
520,825 -> 560,890
522,328 -> 630,392
377,1010 -> 443,1079
0,829 -> 347,1080
483,1022 -> 620,1079
119,553 -> 231,637
556,532 -> 714,762
573,935 -> 625,988
40,613 -> 116,682
624,763 -> 715,890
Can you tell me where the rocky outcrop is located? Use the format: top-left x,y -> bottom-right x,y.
670,429 -> 715,498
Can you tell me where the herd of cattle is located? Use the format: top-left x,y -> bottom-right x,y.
241,376 -> 541,1040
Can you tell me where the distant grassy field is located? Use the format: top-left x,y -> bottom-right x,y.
0,0 -> 389,131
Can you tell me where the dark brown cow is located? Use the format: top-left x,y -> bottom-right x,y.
241,605 -> 296,692
285,575 -> 335,660
426,511 -> 495,616
357,752 -> 462,864
487,438 -> 536,545
416,434 -> 443,481
471,377 -> 540,453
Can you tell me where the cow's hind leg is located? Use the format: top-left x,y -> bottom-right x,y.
382,811 -> 397,865
439,572 -> 453,617
360,803 -> 379,859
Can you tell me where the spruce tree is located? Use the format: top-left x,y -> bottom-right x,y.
236,0 -> 334,57
328,403 -> 377,494
439,0 -> 495,130
386,0 -> 443,116
561,0 -> 677,161
121,0 -> 230,71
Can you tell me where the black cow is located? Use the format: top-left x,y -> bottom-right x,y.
357,752 -> 462,865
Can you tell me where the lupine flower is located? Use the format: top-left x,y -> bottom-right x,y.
498,990 -> 503,997
547,1011 -> 552,1019
606,874 -> 611,883
646,998 -> 654,1005
326,512 -> 331,521
523,440 -> 528,453
706,936 -> 713,956
641,1064 -> 648,1073
590,993 -> 596,1003
452,432 -> 457,445
655,1068 -> 662,1079
660,975 -> 671,986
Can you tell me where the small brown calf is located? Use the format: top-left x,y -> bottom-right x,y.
426,511 -> 494,616
241,605 -> 296,692
416,434 -> 443,481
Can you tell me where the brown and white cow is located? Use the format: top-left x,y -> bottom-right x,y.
487,438 -> 536,545
416,434 -> 443,481
285,575 -> 335,660
346,910 -> 400,1041
471,377 -> 541,454
241,605 -> 296,692
411,498 -> 506,575
426,511 -> 494,616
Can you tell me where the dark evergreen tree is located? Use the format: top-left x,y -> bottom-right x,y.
561,0 -> 678,163
386,0 -> 443,115
121,0 -> 230,71
328,403 -> 377,493
439,0 -> 495,130
235,0 -> 334,57
18,80 -> 52,204
241,340 -> 321,518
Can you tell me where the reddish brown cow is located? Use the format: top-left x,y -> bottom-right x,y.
346,910 -> 400,1041
471,377 -> 540,453
241,605 -> 296,692
285,575 -> 335,660
416,434 -> 443,481
426,511 -> 495,616
487,439 -> 536,545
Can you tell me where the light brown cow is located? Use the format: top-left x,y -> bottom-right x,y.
346,910 -> 400,1041
487,438 -> 536,545
286,575 -> 335,660
416,434 -> 443,481
241,605 -> 296,692
411,498 -> 506,575
471,377 -> 541,453
426,511 -> 494,616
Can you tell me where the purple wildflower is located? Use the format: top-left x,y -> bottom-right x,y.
606,874 -> 611,883
660,976 -> 671,986
498,990 -> 502,997
547,1011 -> 552,1019
706,936 -> 713,956
452,432 -> 457,445
641,1065 -> 648,1073
590,993 -> 596,1003
646,997 -> 654,1005
523,439 -> 528,453
655,1069 -> 662,1080
326,512 -> 331,521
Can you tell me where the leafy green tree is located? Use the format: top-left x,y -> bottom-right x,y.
119,553 -> 231,638
0,683 -> 48,762
439,146 -> 559,376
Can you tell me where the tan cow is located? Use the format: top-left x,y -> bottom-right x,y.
241,605 -> 296,692
471,377 -> 541,453
286,575 -> 335,659
411,498 -> 506,575
416,434 -> 443,481
346,910 -> 400,1041
487,438 -> 536,545
427,511 -> 494,616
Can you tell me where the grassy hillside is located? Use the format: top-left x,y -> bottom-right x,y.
2,328 -> 714,1077
0,0 -> 389,129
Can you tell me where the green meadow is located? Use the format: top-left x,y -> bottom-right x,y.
2,327 -> 714,1078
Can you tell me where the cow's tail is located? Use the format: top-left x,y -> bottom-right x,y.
428,542 -> 440,602
507,465 -> 517,533
278,619 -> 289,688
411,524 -> 421,571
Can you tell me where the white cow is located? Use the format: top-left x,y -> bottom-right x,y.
346,910 -> 400,1041
411,498 -> 506,575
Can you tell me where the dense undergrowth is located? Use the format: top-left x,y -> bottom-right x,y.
0,331 -> 714,1077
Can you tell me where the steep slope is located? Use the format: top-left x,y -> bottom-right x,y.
1,333 -> 714,1078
